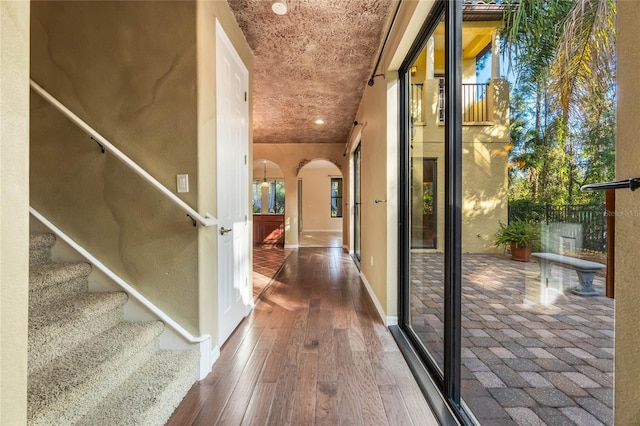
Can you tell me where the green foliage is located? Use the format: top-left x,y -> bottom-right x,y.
502,0 -> 616,206
494,220 -> 541,250
422,191 -> 433,214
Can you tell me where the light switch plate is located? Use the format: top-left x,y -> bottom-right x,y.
177,174 -> 189,193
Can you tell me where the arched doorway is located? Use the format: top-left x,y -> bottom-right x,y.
297,159 -> 343,248
251,159 -> 288,299
252,159 -> 285,245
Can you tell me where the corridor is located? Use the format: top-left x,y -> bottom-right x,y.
167,248 -> 438,425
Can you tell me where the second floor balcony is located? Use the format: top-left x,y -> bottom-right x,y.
410,79 -> 504,126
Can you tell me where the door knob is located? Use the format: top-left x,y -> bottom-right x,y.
220,227 -> 232,235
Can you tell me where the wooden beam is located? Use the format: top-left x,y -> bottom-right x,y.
606,189 -> 615,298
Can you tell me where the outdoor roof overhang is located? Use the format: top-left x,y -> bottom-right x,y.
462,1 -> 513,22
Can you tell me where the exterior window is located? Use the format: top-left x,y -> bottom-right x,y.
252,180 -> 285,214
331,178 -> 343,217
411,158 -> 436,249
252,181 -> 262,213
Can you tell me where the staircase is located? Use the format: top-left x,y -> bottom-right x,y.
28,233 -> 199,426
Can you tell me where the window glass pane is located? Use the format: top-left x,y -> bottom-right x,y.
458,8 -> 616,425
406,15 -> 446,375
354,146 -> 361,263
331,178 -> 343,218
253,180 -> 285,214
252,181 -> 262,213
412,159 -> 436,249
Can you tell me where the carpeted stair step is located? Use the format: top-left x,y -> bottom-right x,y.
29,233 -> 56,266
27,231 -> 199,425
29,291 -> 128,373
27,320 -> 165,426
29,261 -> 92,307
77,349 -> 200,426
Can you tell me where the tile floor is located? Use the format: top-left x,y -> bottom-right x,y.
252,244 -> 291,300
410,253 -> 613,425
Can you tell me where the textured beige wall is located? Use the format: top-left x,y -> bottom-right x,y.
298,166 -> 343,231
252,166 -> 284,182
1,1 -> 30,423
343,0 -> 433,319
30,0 -> 252,341
350,79 -> 391,314
615,2 -> 640,422
30,1 -> 201,333
196,0 -> 253,345
253,143 -> 346,247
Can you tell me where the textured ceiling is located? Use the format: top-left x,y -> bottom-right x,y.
227,0 -> 398,144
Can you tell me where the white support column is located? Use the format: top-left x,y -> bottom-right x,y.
491,30 -> 501,79
426,36 -> 435,79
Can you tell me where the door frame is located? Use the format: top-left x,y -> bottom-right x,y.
352,142 -> 362,268
215,18 -> 251,346
392,1 -> 468,424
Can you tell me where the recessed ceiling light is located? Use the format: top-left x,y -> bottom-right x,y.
315,119 -> 325,125
271,0 -> 287,15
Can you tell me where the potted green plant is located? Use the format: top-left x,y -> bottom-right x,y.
494,220 -> 541,262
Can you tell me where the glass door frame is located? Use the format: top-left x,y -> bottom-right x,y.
353,143 -> 362,268
392,0 -> 470,424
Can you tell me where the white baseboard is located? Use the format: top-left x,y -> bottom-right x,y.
301,229 -> 342,232
284,244 -> 299,249
386,316 -> 398,326
203,344 -> 220,380
359,272 -> 389,326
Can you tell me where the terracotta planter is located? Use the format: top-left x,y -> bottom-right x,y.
510,243 -> 532,262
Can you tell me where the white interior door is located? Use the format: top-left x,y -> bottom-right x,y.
216,20 -> 250,346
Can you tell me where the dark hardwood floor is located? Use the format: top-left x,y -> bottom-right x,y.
167,248 -> 438,425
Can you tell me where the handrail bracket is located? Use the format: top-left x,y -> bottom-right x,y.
91,136 -> 106,154
29,79 -> 218,228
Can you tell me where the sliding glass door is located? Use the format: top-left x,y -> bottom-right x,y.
353,144 -> 362,266
398,2 -> 615,425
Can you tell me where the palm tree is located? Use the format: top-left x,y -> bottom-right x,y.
502,0 -> 616,204
551,0 -> 616,122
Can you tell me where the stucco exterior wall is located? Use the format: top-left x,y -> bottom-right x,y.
413,78 -> 510,253
615,2 -> 640,422
1,2 -> 30,423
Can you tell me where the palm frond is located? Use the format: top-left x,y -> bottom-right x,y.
550,0 -> 616,121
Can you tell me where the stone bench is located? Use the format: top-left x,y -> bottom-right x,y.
531,252 -> 606,297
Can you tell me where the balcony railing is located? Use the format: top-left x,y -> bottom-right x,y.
437,80 -> 490,123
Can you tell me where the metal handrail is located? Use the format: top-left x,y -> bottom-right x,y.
30,80 -> 217,227
31,206 -> 213,379
30,207 -> 211,345
437,80 -> 490,123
